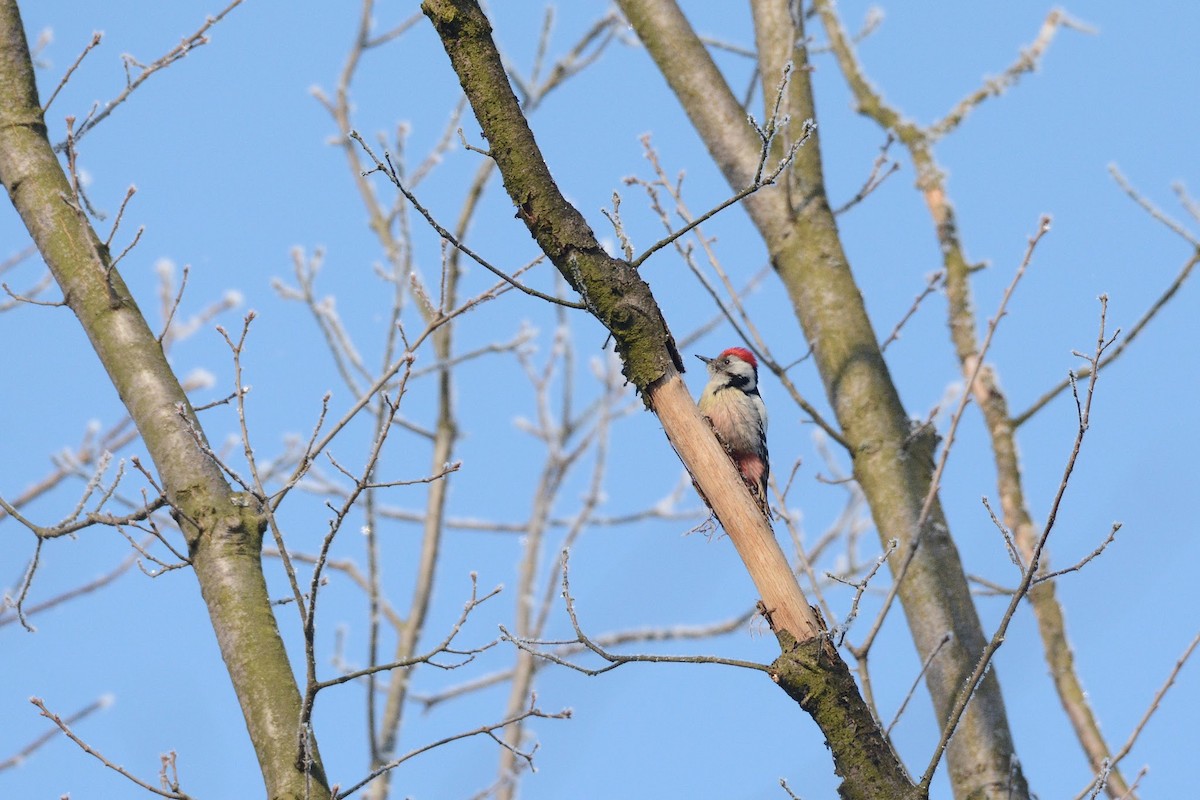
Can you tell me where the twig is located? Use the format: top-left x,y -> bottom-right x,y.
104,185 -> 137,248
602,191 -> 635,261
779,777 -> 805,800
501,552 -> 772,677
1,492 -> 167,542
0,696 -> 110,771
350,132 -> 583,309
833,134 -> 900,215
317,578 -> 502,691
828,539 -> 897,645
886,632 -> 952,736
929,9 -> 1094,141
628,106 -> 814,269
880,270 -> 943,352
157,263 -> 189,344
42,31 -> 103,113
1016,253 -> 1199,426
0,549 -> 140,629
52,0 -> 246,151
2,278 -> 64,307
335,700 -> 570,799
29,698 -> 193,799
982,495 -> 1023,569
1033,523 -> 1121,585
1108,164 -> 1200,247
1174,181 -> 1200,223
363,12 -> 423,50
414,607 -> 756,710
1072,628 -> 1200,800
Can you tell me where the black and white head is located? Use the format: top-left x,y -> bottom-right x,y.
696,347 -> 759,392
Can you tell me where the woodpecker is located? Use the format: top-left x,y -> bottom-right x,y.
696,347 -> 770,515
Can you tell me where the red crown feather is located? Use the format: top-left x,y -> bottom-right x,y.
719,347 -> 757,369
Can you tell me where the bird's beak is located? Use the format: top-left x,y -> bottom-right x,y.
695,354 -> 712,365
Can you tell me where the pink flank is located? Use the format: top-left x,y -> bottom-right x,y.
734,453 -> 767,489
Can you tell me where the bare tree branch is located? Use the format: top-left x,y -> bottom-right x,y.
29,698 -> 194,799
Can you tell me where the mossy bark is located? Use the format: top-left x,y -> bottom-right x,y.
772,633 -> 919,800
423,0 -> 683,398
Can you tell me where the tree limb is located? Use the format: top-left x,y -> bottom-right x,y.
419,2 -> 917,798
0,4 -> 329,796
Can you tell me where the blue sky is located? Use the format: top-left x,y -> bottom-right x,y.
2,2 -> 1198,798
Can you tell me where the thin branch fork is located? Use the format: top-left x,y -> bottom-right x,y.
0,696 -> 108,771
349,131 -> 584,309
1073,629 -> 1200,800
0,493 -> 167,540
416,606 -> 756,710
319,579 -> 503,691
1015,165 -> 1200,426
500,552 -> 773,677
334,701 -> 571,799
928,9 -> 1094,141
29,698 -> 193,799
919,295 -> 1117,791
270,270 -> 518,511
853,216 -> 1052,660
51,0 -> 247,151
627,117 -> 814,269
